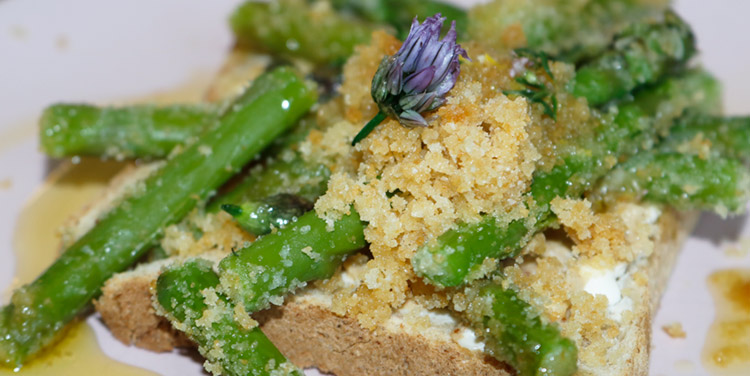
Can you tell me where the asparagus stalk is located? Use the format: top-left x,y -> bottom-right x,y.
0,68 -> 316,368
39,103 -> 326,205
666,115 -> 750,163
209,155 -> 330,213
231,0 -> 376,66
464,282 -> 578,376
40,103 -> 217,158
218,209 -> 365,314
508,10 -> 696,113
593,115 -> 750,213
412,70 -> 720,287
232,0 -> 466,67
156,259 -> 302,376
468,0 -> 668,61
222,193 -> 313,236
39,66 -> 322,161
568,10 -> 696,106
328,0 -> 467,38
38,1 -> 463,160
593,152 -> 750,214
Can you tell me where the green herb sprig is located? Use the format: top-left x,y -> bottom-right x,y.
504,48 -> 558,120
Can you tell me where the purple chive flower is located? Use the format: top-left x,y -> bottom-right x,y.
352,14 -> 468,145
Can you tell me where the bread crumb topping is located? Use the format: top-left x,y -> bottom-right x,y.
305,34 -> 665,376
161,210 -> 252,257
498,201 -> 663,372
310,32 -> 539,328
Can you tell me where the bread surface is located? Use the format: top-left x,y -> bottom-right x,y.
264,209 -> 693,376
93,204 -> 694,376
88,48 -> 698,376
257,303 -> 513,376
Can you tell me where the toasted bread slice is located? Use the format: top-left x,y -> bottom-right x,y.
81,46 -> 698,375
92,202 -> 693,376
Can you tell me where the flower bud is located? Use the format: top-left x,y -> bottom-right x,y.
371,14 -> 468,127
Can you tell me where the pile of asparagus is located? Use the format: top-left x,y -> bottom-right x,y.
3,1 -> 749,375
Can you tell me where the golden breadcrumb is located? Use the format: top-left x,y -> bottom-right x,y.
662,322 -> 687,339
551,197 -> 632,264
311,32 -> 539,328
493,201 -> 663,372
161,210 -> 253,257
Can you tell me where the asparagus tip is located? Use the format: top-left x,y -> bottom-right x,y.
221,204 -> 243,217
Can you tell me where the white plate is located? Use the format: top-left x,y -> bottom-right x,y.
1,1 -> 748,375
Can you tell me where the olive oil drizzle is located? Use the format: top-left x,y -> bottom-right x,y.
702,268 -> 750,375
2,159 -> 154,375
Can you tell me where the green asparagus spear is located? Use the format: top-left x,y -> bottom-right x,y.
156,259 -> 302,376
40,103 -> 217,159
0,68 -> 316,368
328,0 -> 467,39
218,209 -> 365,314
222,193 -> 313,236
413,70 -> 720,287
39,62 -> 323,160
592,114 -> 750,211
205,112 -> 328,216
468,0 -> 668,61
568,10 -> 696,106
231,0 -> 376,66
208,155 -> 330,212
665,115 -> 750,163
463,282 -> 578,376
593,113 -> 750,214
593,152 -> 750,214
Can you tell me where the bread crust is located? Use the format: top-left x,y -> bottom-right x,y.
620,208 -> 697,376
257,304 -> 512,376
95,262 -> 191,352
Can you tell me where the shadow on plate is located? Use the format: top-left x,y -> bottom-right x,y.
691,210 -> 749,245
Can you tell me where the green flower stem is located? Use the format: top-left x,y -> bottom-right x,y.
352,110 -> 387,145
0,68 -> 317,368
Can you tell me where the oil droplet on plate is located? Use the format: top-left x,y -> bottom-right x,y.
0,322 -> 152,376
2,159 -> 155,376
11,159 -> 126,285
702,268 -> 750,376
